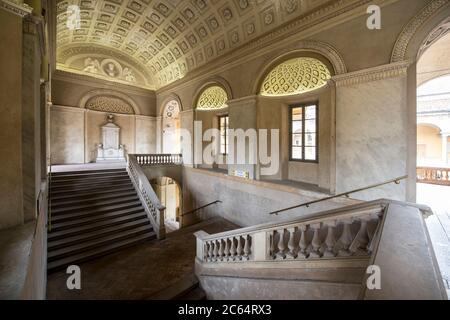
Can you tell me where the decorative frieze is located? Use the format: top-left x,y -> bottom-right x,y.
332,60 -> 411,87
391,0 -> 450,62
0,0 -> 33,17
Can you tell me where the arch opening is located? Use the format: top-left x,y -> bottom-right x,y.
151,176 -> 182,233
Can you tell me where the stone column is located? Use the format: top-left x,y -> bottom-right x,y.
0,2 -> 33,229
22,15 -> 42,222
442,133 -> 449,165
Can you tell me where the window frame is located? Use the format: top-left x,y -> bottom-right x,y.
218,114 -> 229,155
289,102 -> 319,163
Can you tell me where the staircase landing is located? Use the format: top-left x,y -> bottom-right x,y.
46,218 -> 238,299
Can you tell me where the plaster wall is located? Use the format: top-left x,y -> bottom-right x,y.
335,75 -> 408,201
0,10 -> 24,228
182,167 -> 359,228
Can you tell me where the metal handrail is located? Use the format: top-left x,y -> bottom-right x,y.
269,175 -> 408,215
181,200 -> 222,217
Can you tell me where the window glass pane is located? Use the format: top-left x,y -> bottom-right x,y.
305,105 -> 316,120
305,120 -> 316,133
292,121 -> 303,133
292,107 -> 303,121
292,134 -> 302,147
305,133 -> 316,147
305,147 -> 316,160
292,147 -> 303,160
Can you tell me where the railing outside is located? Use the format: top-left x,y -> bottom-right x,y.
134,154 -> 182,166
195,202 -> 386,263
417,167 -> 450,186
127,154 -> 166,239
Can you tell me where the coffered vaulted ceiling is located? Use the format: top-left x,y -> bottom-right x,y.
56,0 -> 334,90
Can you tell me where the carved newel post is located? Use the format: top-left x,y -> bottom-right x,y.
96,114 -> 126,162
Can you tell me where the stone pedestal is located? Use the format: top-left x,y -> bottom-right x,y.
96,114 -> 125,162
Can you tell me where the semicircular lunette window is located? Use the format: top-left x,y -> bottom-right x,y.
196,86 -> 228,110
260,57 -> 331,97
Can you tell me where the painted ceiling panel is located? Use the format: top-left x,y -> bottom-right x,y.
56,0 -> 333,90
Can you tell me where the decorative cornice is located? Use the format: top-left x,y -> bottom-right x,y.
227,95 -> 258,106
332,60 -> 411,87
0,0 -> 32,18
52,70 -> 156,97
391,0 -> 450,62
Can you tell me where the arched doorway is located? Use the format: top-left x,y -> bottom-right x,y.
162,100 -> 181,154
151,176 -> 182,232
415,22 -> 450,293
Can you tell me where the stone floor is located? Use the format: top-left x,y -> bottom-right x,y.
417,183 -> 450,297
46,218 -> 237,300
51,162 -> 126,173
0,222 -> 35,299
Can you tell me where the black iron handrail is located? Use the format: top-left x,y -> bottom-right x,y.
269,175 -> 408,215
182,200 -> 222,217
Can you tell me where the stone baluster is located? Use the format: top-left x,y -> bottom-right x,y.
309,223 -> 322,258
236,236 -> 243,260
338,219 -> 354,257
204,242 -> 210,261
218,239 -> 224,261
269,231 -> 276,259
223,237 -> 230,261
286,227 -> 297,259
212,240 -> 219,261
350,218 -> 370,255
276,229 -> 286,259
243,235 -> 251,260
208,240 -> 213,262
297,225 -> 308,259
323,221 -> 337,257
230,236 -> 237,261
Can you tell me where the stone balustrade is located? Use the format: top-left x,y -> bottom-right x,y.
196,203 -> 384,263
133,154 -> 182,166
417,167 -> 450,186
127,154 -> 166,239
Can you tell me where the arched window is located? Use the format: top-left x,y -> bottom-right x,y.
260,57 -> 331,96
196,85 -> 228,110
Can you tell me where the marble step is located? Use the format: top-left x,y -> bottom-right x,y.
51,173 -> 129,183
50,182 -> 134,195
51,209 -> 147,232
48,225 -> 153,261
50,168 -> 126,177
48,219 -> 151,250
50,185 -> 135,201
51,191 -> 137,208
48,209 -> 147,240
50,180 -> 133,192
47,232 -> 156,273
51,176 -> 131,187
51,195 -> 139,215
51,202 -> 143,223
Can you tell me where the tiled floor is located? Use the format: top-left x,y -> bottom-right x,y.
46,218 -> 237,300
417,183 -> 450,298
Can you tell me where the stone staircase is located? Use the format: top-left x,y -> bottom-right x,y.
47,168 -> 156,273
